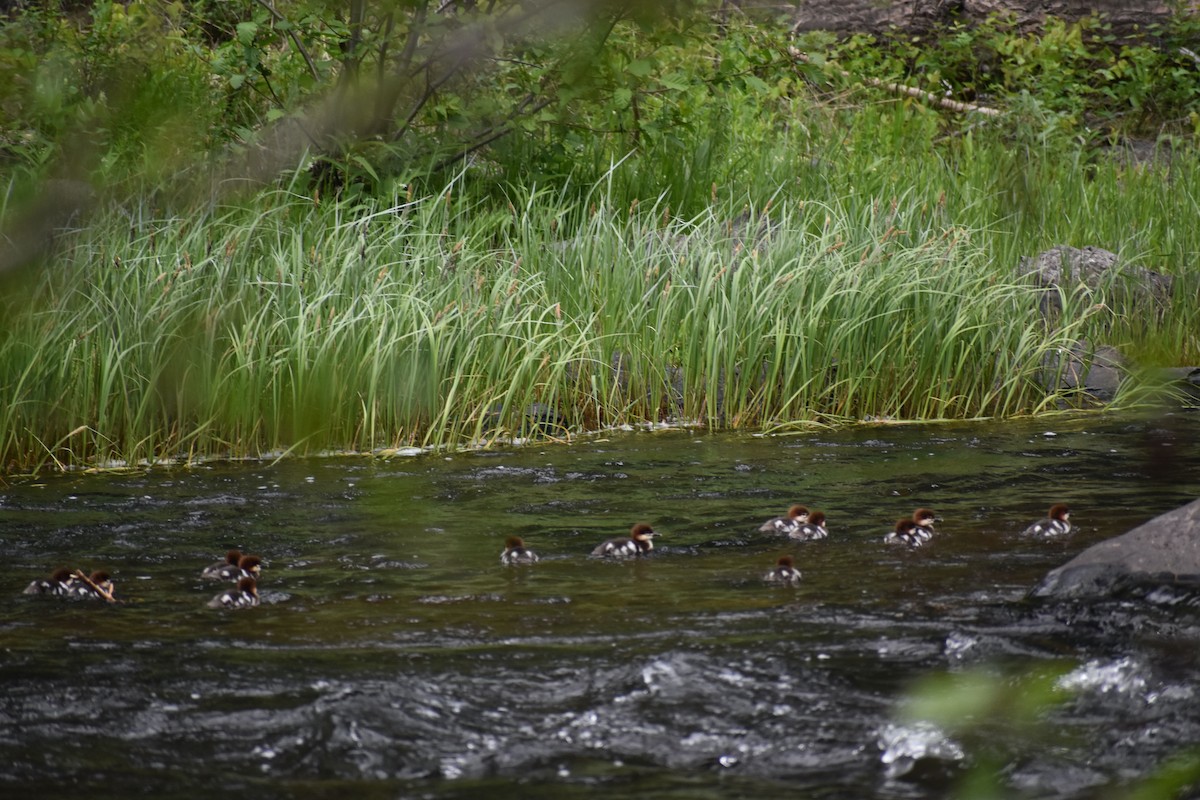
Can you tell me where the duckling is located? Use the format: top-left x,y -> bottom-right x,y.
591,523 -> 658,558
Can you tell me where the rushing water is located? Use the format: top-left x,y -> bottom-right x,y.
2,412 -> 1200,799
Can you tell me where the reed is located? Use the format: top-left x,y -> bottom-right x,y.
0,182 -> 1149,473
3,95 -> 1197,474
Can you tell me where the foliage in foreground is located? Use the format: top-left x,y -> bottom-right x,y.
894,664 -> 1200,799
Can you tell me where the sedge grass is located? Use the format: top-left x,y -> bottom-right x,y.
0,175 -> 1158,475
4,87 -> 1200,474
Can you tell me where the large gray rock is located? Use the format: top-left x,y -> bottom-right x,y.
1031,498 -> 1200,600
1038,340 -> 1126,402
1017,245 -> 1174,316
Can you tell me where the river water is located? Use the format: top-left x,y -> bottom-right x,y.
3,412 -> 1199,798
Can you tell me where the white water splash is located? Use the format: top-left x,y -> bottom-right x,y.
876,721 -> 964,779
1056,657 -> 1147,696
943,631 -> 978,660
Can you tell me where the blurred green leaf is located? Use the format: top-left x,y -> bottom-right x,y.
236,21 -> 257,47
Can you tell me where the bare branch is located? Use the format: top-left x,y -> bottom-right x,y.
433,97 -> 555,172
789,47 -> 1001,118
254,0 -> 320,82
72,569 -> 118,604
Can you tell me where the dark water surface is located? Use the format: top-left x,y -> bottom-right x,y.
3,413 -> 1200,799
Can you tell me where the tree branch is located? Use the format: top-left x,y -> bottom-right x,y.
789,47 -> 1001,118
432,97 -> 554,172
254,0 -> 320,82
72,569 -> 118,604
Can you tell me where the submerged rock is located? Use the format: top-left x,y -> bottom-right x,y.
1031,499 -> 1200,600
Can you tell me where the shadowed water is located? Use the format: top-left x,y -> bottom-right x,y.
2,412 -> 1199,798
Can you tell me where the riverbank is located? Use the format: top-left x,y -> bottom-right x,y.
1,129 -> 1197,476
2,9 -> 1199,475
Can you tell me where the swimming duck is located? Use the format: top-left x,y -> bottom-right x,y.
759,505 -> 809,535
788,510 -> 828,542
234,555 -> 263,580
911,508 -> 940,542
68,570 -> 116,601
884,518 -> 924,546
501,536 -> 539,565
763,555 -> 802,586
1023,503 -> 1072,537
200,549 -> 244,580
591,523 -> 658,558
22,568 -> 78,596
208,576 -> 259,609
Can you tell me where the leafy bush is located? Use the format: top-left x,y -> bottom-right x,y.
3,3 -> 1198,193
0,1 -> 222,189
828,11 -> 1200,137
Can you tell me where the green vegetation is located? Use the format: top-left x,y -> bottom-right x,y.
1,2 -> 1199,474
896,664 -> 1200,799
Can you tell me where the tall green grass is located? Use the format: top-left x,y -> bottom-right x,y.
3,92 -> 1199,475
0,177 -> 1162,474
